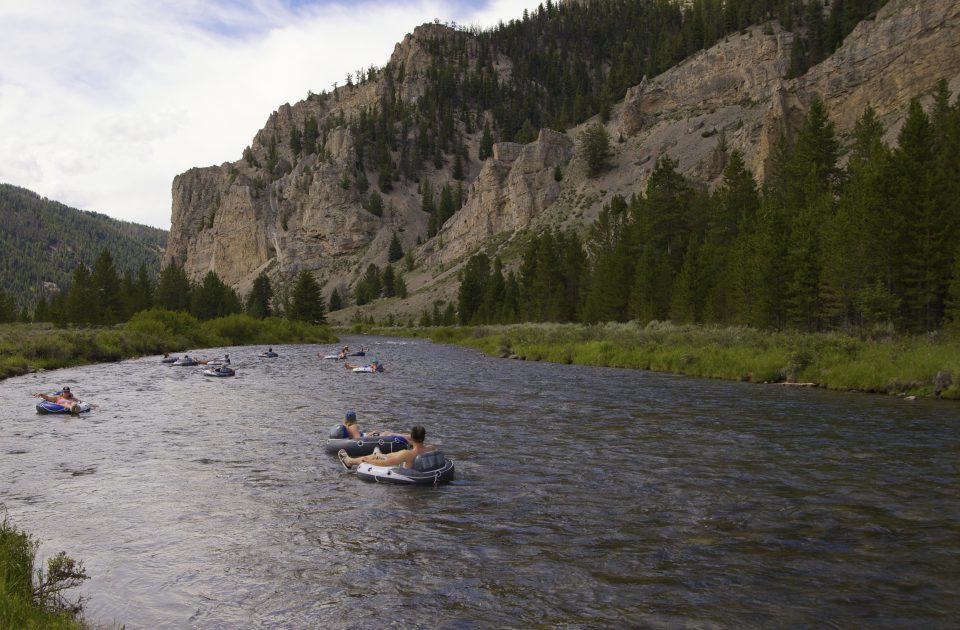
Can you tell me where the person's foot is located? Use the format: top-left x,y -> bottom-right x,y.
337,449 -> 352,470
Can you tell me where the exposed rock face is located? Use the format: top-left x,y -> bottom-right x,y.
165,0 -> 960,314
620,0 -> 960,187
424,129 -> 573,267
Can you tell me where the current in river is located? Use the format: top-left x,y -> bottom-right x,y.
1,335 -> 959,628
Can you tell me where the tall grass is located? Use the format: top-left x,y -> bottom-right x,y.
0,310 -> 337,381
380,321 -> 960,400
0,516 -> 87,629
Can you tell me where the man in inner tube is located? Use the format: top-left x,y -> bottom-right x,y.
339,425 -> 434,469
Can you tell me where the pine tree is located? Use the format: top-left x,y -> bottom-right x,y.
458,253 -> 490,324
479,120 -> 494,160
890,99 -> 949,332
382,265 -> 396,298
288,271 -> 326,323
155,264 -> 192,312
92,248 -> 122,324
579,123 -> 611,177
388,232 -> 404,263
65,263 -> 97,324
245,273 -> 274,319
328,288 -> 343,312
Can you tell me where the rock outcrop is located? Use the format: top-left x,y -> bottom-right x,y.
424,129 -> 573,267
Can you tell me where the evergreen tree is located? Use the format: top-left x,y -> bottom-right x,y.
65,263 -> 97,324
890,99 -> 949,332
245,273 -> 274,319
191,271 -> 240,320
367,190 -> 384,217
355,264 -> 382,305
382,265 -> 396,298
328,287 -> 343,312
479,120 -> 494,160
288,270 -> 326,323
91,248 -> 122,324
458,253 -> 490,324
388,232 -> 404,263
579,123 -> 611,177
155,264 -> 192,312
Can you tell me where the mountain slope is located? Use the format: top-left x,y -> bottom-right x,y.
164,0 -> 960,322
0,184 -> 167,309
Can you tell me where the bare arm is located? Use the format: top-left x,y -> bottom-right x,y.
352,449 -> 414,468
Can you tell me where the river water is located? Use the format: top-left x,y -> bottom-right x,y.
1,335 -> 958,628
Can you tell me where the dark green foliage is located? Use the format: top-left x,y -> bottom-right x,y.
355,264 -> 382,306
579,124 -> 611,177
245,273 -> 274,319
388,232 -> 404,263
328,287 -> 343,312
91,248 -> 122,324
0,184 -> 165,311
288,270 -> 326,324
454,89 -> 960,336
154,264 -> 192,312
367,190 -> 384,217
191,271 -> 241,320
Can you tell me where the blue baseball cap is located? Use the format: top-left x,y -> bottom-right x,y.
345,410 -> 357,422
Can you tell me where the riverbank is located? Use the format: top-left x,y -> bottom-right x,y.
0,515 -> 88,629
359,321 -> 959,400
0,309 -> 336,380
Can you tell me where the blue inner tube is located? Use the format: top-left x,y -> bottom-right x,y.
259,352 -> 279,358
36,400 -> 91,415
355,459 -> 455,485
324,435 -> 410,457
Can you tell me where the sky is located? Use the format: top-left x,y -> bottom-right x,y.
0,0 -> 542,230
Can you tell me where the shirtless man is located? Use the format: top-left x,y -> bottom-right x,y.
338,425 -> 430,469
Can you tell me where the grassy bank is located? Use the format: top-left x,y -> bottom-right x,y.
0,515 -> 88,629
0,309 -> 336,380
363,321 -> 960,400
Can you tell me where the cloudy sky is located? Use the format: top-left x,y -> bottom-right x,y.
0,0 -> 541,229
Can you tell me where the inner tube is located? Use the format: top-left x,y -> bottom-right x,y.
173,357 -> 198,366
349,351 -> 366,357
161,357 -> 176,363
355,452 -> 455,485
325,435 -> 410,457
36,400 -> 92,415
321,354 -> 341,360
259,351 -> 279,358
203,367 -> 235,377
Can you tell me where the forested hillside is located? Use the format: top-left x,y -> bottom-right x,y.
0,184 -> 167,313
455,86 -> 960,335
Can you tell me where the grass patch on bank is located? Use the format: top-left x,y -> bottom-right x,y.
0,309 -> 336,381
368,321 -> 960,400
0,515 -> 89,629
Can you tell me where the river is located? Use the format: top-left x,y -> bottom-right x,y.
1,335 -> 958,628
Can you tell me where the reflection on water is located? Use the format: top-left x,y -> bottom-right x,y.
2,336 -> 959,628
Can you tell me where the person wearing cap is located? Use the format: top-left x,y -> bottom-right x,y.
342,410 -> 405,440
34,386 -> 83,413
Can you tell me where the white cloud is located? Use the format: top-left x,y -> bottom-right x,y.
0,0 -> 540,229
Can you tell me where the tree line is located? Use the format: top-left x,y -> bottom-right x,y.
1,249 -> 334,327
458,85 -> 960,335
0,184 -> 166,310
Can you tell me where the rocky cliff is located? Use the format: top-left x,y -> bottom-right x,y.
165,0 -> 960,318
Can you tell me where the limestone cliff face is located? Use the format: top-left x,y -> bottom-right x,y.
165,0 -> 960,314
424,129 -> 573,268
619,0 -> 960,188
